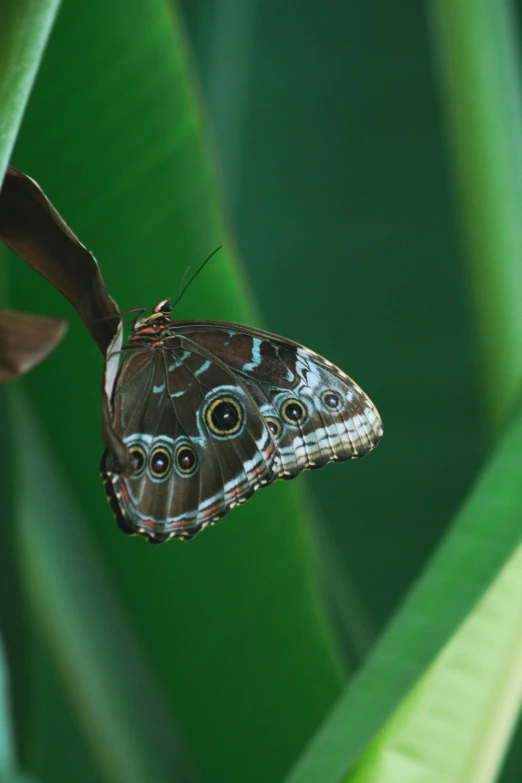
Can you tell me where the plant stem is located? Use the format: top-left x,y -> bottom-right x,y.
428,0 -> 522,434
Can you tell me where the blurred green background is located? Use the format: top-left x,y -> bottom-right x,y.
180,0 -> 485,626
3,1 -> 522,782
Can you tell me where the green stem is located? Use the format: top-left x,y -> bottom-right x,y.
428,0 -> 522,434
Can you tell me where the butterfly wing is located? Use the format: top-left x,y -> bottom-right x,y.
101,336 -> 278,542
173,321 -> 383,479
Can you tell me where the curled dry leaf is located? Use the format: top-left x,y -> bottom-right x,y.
0,166 -> 120,355
0,309 -> 67,383
0,166 -> 128,465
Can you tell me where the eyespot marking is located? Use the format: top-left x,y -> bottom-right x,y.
265,416 -> 283,439
322,390 -> 342,410
206,396 -> 243,436
281,398 -> 307,426
129,444 -> 146,476
150,447 -> 171,479
176,444 -> 198,475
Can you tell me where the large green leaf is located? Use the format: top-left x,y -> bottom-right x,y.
9,393 -> 191,783
285,402 -> 522,783
2,1 -> 344,781
348,541 -> 522,783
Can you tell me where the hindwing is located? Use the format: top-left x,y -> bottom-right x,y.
102,336 -> 278,542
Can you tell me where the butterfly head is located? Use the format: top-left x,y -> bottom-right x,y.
153,299 -> 174,315
130,299 -> 175,342
130,299 -> 178,344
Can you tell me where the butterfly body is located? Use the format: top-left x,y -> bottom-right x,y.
102,300 -> 383,543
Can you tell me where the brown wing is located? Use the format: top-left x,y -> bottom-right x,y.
101,337 -> 278,542
173,321 -> 383,479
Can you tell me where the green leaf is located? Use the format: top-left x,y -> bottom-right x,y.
0,2 -> 62,769
284,403 -> 522,783
3,1 -> 344,780
0,637 -> 14,774
9,392 -> 192,783
0,0 -> 60,176
0,391 -> 22,779
348,542 -> 522,783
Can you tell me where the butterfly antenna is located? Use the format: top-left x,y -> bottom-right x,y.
176,265 -> 192,300
171,246 -> 222,309
94,307 -> 146,325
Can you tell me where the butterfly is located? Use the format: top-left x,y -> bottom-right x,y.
0,166 -> 383,545
100,298 -> 383,543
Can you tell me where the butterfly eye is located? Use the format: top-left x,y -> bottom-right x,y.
322,390 -> 342,410
206,396 -> 243,436
129,445 -> 146,475
176,445 -> 198,475
265,416 -> 282,439
281,398 -> 307,425
150,447 -> 171,479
